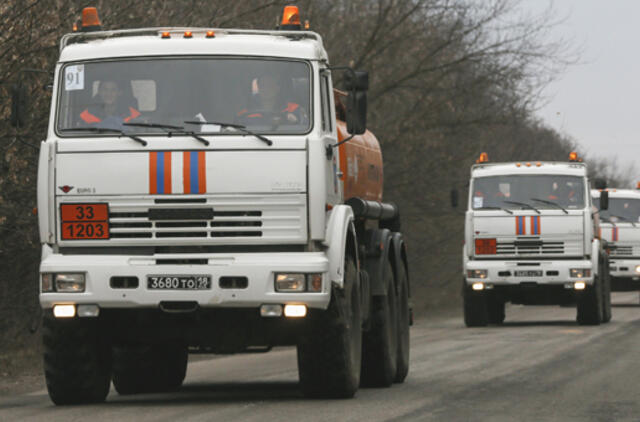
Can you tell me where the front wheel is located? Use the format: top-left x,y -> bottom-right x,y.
463,281 -> 488,327
297,254 -> 362,398
577,274 -> 603,326
394,261 -> 410,383
601,257 -> 612,323
43,315 -> 111,405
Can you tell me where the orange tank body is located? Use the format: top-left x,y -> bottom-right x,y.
336,121 -> 383,202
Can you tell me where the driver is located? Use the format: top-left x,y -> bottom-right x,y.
237,74 -> 304,125
79,80 -> 141,128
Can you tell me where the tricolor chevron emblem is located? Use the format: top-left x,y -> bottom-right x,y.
149,151 -> 207,195
515,216 -> 541,235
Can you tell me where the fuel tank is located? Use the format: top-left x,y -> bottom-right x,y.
335,91 -> 383,202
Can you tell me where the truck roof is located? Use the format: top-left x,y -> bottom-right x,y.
591,188 -> 640,199
471,162 -> 587,178
59,28 -> 328,62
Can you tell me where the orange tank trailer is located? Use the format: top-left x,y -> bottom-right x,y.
334,90 -> 383,202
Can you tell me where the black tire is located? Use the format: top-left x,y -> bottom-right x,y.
43,315 -> 111,405
360,257 -> 398,388
297,255 -> 362,398
577,271 -> 603,326
463,281 -> 488,327
112,343 -> 188,395
601,257 -> 612,323
394,261 -> 410,384
486,293 -> 505,325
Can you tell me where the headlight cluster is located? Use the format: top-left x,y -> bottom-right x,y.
570,269 -> 591,278
274,273 -> 323,292
467,269 -> 488,279
41,273 -> 86,293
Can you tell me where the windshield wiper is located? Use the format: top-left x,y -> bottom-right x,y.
476,206 -> 513,215
60,127 -> 147,146
530,198 -> 568,214
611,214 -> 636,227
123,122 -> 210,146
502,200 -> 541,214
184,120 -> 273,146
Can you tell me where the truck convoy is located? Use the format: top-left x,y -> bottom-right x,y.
457,153 -> 612,327
26,6 -> 411,404
592,187 -> 640,294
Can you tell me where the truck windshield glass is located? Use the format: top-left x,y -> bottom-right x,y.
594,197 -> 640,223
56,58 -> 311,135
472,175 -> 585,210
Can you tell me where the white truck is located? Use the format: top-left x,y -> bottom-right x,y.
15,6 -> 411,404
592,187 -> 640,294
454,153 -> 612,327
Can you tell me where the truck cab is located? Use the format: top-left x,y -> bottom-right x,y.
460,153 -> 612,326
32,6 -> 410,405
592,187 -> 640,292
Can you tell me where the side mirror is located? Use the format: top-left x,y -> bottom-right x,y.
450,189 -> 459,208
594,178 -> 607,190
346,91 -> 367,135
345,70 -> 368,135
599,190 -> 609,211
10,83 -> 28,128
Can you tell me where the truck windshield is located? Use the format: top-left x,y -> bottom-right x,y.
56,58 -> 311,136
472,175 -> 585,210
593,197 -> 640,223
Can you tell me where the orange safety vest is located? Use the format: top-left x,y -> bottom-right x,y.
237,102 -> 300,119
80,106 -> 141,124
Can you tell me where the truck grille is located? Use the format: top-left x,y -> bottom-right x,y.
497,241 -> 564,255
609,245 -> 638,257
57,194 -> 307,245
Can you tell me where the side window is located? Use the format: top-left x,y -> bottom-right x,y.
320,74 -> 332,132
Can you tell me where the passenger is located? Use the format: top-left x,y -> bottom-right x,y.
79,80 -> 140,128
237,74 -> 305,125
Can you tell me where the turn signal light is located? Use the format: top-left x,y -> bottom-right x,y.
475,238 -> 497,255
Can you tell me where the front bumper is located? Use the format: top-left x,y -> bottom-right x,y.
39,245 -> 330,310
608,258 -> 640,278
465,258 -> 594,286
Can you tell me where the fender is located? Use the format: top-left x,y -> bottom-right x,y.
591,238 -> 601,277
323,204 -> 355,289
363,228 -> 393,296
390,232 -> 410,297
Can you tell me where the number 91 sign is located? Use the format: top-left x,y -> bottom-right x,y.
64,64 -> 85,91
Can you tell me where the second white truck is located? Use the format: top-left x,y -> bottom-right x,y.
455,153 -> 612,326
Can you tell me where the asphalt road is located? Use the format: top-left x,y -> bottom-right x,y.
2,292 -> 640,422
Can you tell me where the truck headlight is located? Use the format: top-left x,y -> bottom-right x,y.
275,273 -> 306,292
570,269 -> 591,278
55,273 -> 86,292
275,273 -> 323,292
467,269 -> 488,279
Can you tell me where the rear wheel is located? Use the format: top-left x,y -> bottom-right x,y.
463,281 -> 488,327
297,254 -> 362,398
43,315 -> 111,405
577,271 -> 603,326
112,343 -> 188,395
361,257 -> 398,387
394,261 -> 410,383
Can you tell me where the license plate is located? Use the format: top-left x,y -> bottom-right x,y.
147,275 -> 212,290
514,270 -> 542,277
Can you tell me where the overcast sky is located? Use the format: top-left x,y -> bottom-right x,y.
522,0 -> 639,182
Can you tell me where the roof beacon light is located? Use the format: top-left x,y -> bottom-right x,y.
206,30 -> 215,38
184,31 -> 193,38
161,31 -> 171,39
476,152 -> 489,164
80,7 -> 102,32
568,151 -> 579,162
281,5 -> 302,30
636,181 -> 640,190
